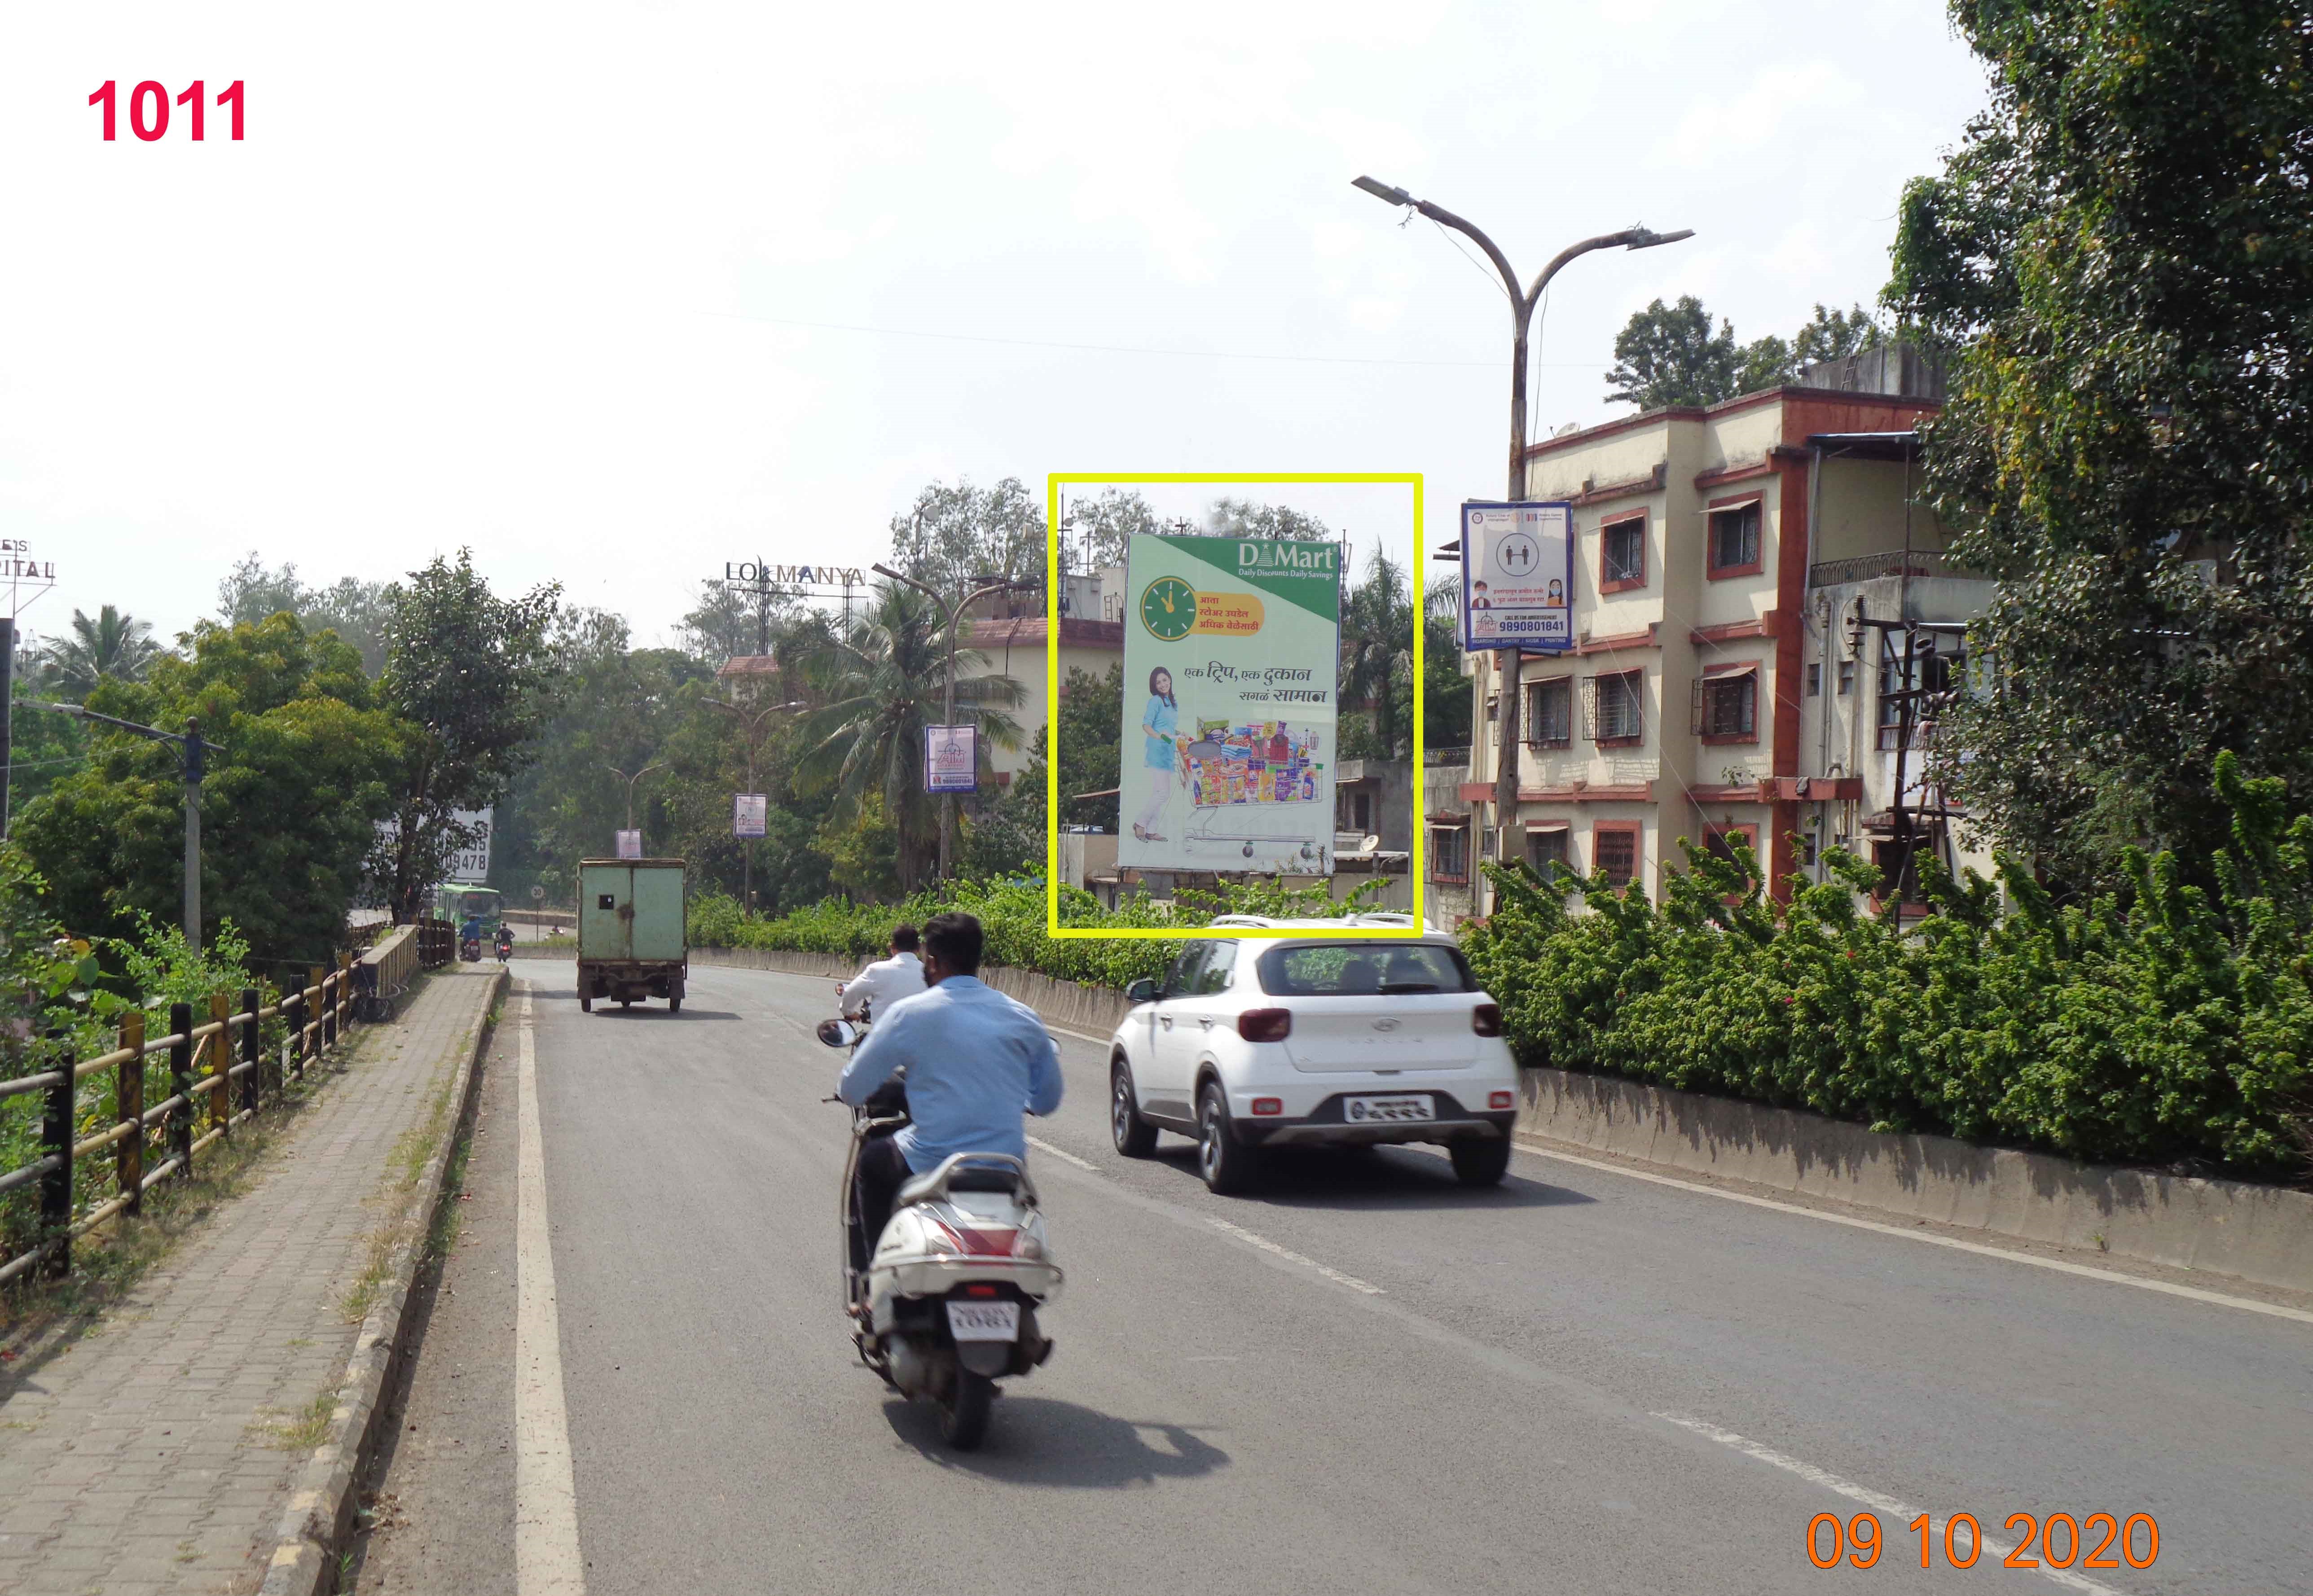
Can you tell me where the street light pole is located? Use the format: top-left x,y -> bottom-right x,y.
603,762 -> 666,851
31,703 -> 220,952
704,697 -> 806,912
870,564 -> 1033,882
1352,176 -> 1692,912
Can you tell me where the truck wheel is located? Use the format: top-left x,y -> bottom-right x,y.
668,996 -> 682,1013
580,995 -> 592,1013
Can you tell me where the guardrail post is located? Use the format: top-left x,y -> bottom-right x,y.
309,966 -> 327,1057
168,1001 -> 194,1178
285,988 -> 305,1082
241,987 -> 261,1114
41,1030 -> 74,1279
207,992 -> 231,1138
117,1011 -> 145,1217
340,951 -> 355,1033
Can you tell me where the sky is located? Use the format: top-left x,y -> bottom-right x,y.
0,1 -> 1989,655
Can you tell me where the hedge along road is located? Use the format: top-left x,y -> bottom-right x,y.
362,963 -> 2313,1596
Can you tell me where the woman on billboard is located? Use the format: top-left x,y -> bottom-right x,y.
1131,667 -> 1181,842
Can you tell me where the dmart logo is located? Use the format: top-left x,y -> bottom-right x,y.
1236,542 -> 1337,574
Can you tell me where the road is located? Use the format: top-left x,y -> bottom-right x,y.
352,963 -> 2313,1595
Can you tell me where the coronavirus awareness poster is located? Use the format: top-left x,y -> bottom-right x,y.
1117,534 -> 1340,876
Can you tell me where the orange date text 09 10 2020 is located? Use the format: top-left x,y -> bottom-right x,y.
1806,1510 -> 2159,1573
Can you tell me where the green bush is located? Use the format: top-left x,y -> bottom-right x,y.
688,874 -> 1388,994
1462,754 -> 2313,1182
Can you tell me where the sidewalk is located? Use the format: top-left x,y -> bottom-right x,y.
0,966 -> 501,1596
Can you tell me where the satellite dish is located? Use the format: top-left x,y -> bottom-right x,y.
1553,422 -> 1583,438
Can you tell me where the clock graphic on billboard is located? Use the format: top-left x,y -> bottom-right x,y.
1493,531 -> 1539,578
1140,576 -> 1198,640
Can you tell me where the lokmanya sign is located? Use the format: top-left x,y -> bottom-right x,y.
725,561 -> 865,587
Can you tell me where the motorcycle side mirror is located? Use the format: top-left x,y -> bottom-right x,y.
1124,978 -> 1158,1004
816,1018 -> 858,1048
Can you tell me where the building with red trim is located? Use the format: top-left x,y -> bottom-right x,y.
1432,352 -> 1995,917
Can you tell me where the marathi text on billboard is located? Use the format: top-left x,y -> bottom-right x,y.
1116,534 -> 1340,876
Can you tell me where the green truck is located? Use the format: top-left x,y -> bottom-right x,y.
576,858 -> 689,1013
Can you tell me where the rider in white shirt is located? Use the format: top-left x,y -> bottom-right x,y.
838,924 -> 926,1021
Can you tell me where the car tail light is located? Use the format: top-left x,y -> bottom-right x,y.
1489,1090 -> 1515,1110
1238,1008 -> 1292,1042
1251,1097 -> 1282,1117
1472,1002 -> 1503,1037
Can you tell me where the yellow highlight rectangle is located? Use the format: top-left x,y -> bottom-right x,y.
1044,473 -> 1425,942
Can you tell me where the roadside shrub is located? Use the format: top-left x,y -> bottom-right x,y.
1462,754 -> 2313,1183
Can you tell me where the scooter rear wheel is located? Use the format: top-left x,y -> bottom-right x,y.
940,1369 -> 994,1450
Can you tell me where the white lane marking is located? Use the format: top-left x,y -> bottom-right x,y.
515,988 -> 586,1596
1200,1214 -> 1384,1295
1654,1413 -> 2129,1596
1025,1134 -> 1095,1171
1024,1134 -> 1381,1294
1516,1138 -> 2313,1329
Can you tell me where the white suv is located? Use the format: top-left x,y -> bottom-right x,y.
1106,916 -> 1522,1193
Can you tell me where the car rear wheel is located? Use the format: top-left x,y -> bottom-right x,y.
1198,1083 -> 1261,1195
1449,1136 -> 1512,1188
1112,1063 -> 1158,1158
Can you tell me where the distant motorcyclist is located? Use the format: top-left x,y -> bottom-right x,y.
837,912 -> 1061,1272
836,923 -> 926,1022
493,924 -> 514,962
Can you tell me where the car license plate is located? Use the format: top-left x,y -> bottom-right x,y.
946,1300 -> 1021,1342
1344,1093 -> 1435,1123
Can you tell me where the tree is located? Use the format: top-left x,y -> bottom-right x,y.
1341,550 -> 1413,760
1058,487 -> 1161,573
9,678 -> 84,816
1420,597 -> 1472,753
37,606 -> 164,702
15,614 -> 402,967
888,478 -> 1046,596
372,552 -> 561,920
1885,0 -> 2313,886
678,576 -> 802,666
1605,298 -> 1885,410
216,554 -> 390,674
1203,498 -> 1334,542
785,582 -> 1024,890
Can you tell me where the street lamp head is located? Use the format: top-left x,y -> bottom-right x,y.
1352,175 -> 1413,207
1626,227 -> 1696,250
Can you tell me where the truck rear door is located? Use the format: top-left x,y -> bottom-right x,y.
630,866 -> 685,961
580,864 -> 633,961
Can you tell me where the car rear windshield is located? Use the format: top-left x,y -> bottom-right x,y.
1254,943 -> 1479,997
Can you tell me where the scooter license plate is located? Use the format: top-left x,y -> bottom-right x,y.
946,1300 -> 1021,1342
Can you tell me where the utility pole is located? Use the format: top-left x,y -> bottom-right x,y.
31,704 -> 219,951
870,564 -> 1035,881
0,617 -> 14,841
1353,176 -> 1691,912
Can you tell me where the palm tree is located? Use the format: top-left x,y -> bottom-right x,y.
40,605 -> 163,701
1341,551 -> 1413,758
785,582 -> 1024,889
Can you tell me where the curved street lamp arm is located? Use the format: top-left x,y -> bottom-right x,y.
1528,229 -> 1658,304
1400,197 -> 1526,314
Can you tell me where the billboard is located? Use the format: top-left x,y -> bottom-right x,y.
446,807 -> 493,883
1116,533 -> 1340,875
924,724 -> 978,794
1461,500 -> 1574,653
733,793 -> 768,837
615,829 -> 642,859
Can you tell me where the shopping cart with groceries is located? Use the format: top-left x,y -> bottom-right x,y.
1179,719 -> 1331,866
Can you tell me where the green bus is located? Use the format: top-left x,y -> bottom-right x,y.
435,884 -> 504,935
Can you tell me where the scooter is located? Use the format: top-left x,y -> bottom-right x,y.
459,935 -> 482,963
494,928 -> 514,964
814,1018 -> 1062,1451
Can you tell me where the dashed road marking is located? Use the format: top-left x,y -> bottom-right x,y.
1025,1134 -> 1096,1171
1654,1412 -> 2129,1596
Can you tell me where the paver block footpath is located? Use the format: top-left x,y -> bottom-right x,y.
0,966 -> 502,1596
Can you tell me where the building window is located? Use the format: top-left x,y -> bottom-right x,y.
1837,660 -> 1855,696
1338,789 -> 1372,833
1479,826 -> 1499,861
1807,662 -> 1822,697
1592,824 -> 1639,889
1601,514 -> 1646,592
1526,827 -> 1570,881
1526,678 -> 1573,747
1592,670 -> 1645,744
1692,668 -> 1759,742
1429,824 -> 1468,881
1707,500 -> 1763,578
1485,693 -> 1498,722
1703,824 -> 1759,867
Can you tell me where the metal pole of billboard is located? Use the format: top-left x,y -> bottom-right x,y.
871,565 -> 1035,882
1352,178 -> 1691,912
604,763 -> 666,852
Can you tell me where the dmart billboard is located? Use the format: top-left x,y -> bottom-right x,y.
1117,534 -> 1340,876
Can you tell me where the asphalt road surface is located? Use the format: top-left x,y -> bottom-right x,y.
353,963 -> 2313,1596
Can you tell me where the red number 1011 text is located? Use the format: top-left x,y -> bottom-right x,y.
88,81 -> 245,142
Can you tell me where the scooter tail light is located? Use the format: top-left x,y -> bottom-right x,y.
1238,1008 -> 1292,1043
1472,1002 -> 1503,1037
